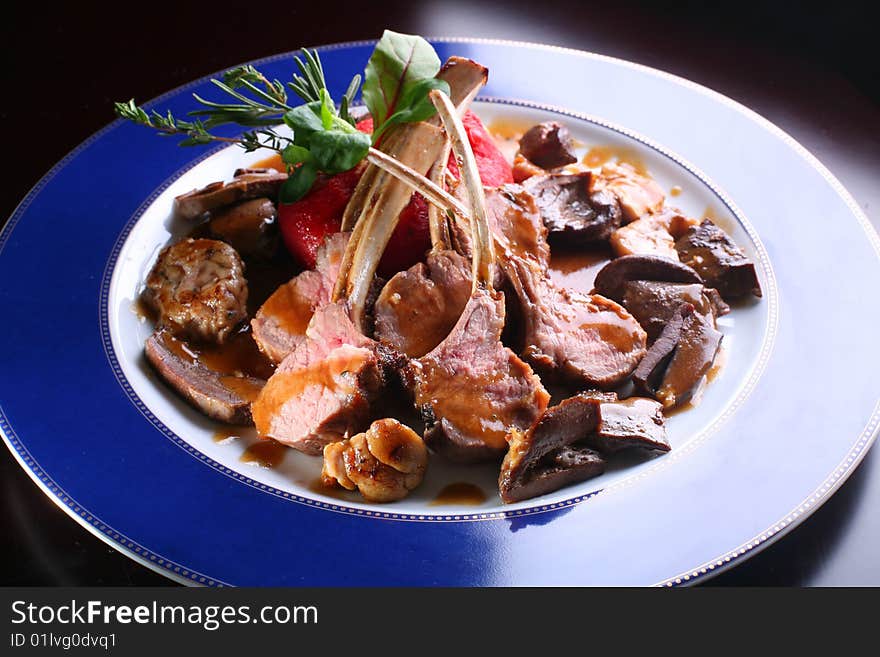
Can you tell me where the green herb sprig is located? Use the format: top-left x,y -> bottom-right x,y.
115,32 -> 448,203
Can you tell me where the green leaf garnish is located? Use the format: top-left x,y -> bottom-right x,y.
114,32 -> 449,202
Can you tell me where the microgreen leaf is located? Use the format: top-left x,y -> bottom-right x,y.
308,130 -> 371,174
362,31 -> 442,129
279,161 -> 318,203
371,77 -> 449,142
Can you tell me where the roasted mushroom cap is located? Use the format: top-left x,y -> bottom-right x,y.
524,172 -> 623,244
517,121 -> 578,170
675,219 -> 762,299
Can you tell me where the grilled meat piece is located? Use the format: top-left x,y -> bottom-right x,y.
675,219 -> 762,299
142,238 -> 248,344
409,288 -> 550,463
487,184 -> 551,265
209,197 -> 278,259
251,232 -> 349,363
524,172 -> 623,244
517,121 -> 578,170
174,170 -> 288,220
447,184 -> 551,269
251,302 -> 387,455
321,418 -> 428,502
145,330 -> 264,425
506,255 -> 647,387
374,250 -> 472,358
593,254 -> 703,300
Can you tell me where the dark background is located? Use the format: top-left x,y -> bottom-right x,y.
2,0 -> 878,585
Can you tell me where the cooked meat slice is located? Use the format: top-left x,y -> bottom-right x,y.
518,121 -> 578,170
142,238 -> 248,344
251,232 -> 349,363
445,183 -> 550,271
587,396 -> 670,453
486,184 -> 551,265
251,302 -> 385,455
410,288 -> 550,462
174,170 -> 288,220
675,219 -> 762,299
588,163 -> 665,222
592,254 -> 703,301
609,208 -> 699,260
524,172 -> 623,244
209,197 -> 278,259
621,280 -> 726,341
320,419 -> 428,502
373,250 -> 472,358
633,303 -> 722,408
145,330 -> 264,425
506,255 -> 647,387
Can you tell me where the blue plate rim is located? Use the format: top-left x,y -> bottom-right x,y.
1,37 -> 878,586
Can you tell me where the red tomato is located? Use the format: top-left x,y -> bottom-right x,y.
277,167 -> 362,269
446,111 -> 514,187
276,111 -> 511,275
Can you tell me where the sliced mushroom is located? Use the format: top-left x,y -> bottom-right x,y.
209,197 -> 278,259
518,121 -> 578,170
675,219 -> 762,299
498,391 -> 669,503
174,170 -> 288,220
632,303 -> 723,408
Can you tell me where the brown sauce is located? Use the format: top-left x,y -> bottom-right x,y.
251,153 -> 285,172
308,477 -> 355,500
219,376 -> 264,403
187,329 -> 275,381
429,482 -> 487,506
240,438 -> 287,468
488,118 -> 533,140
582,145 -> 649,176
257,279 -> 317,336
132,295 -> 158,322
213,427 -> 242,443
548,245 -> 613,293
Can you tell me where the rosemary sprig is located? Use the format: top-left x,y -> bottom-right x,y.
115,34 -> 446,203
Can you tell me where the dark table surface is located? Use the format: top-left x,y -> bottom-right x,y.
2,1 -> 878,586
